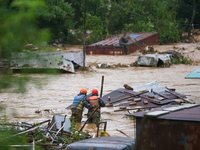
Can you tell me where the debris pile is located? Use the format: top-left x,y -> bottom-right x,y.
97,62 -> 129,68
102,81 -> 195,113
0,115 -> 91,149
139,46 -> 157,55
133,54 -> 172,67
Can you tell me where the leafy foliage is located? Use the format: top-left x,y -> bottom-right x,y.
37,0 -> 74,40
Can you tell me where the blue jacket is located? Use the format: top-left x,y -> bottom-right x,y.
71,93 -> 86,110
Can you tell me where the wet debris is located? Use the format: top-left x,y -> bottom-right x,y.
139,46 -> 157,55
97,62 -> 129,68
1,114 -> 110,149
133,49 -> 194,67
124,84 -> 134,90
102,81 -> 195,113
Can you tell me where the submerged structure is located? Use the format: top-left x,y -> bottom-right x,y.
86,32 -> 159,55
10,52 -> 85,73
185,68 -> 200,79
102,81 -> 194,113
130,104 -> 200,150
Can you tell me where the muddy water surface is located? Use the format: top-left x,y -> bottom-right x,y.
1,44 -> 200,138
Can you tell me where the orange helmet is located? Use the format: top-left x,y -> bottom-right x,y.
80,89 -> 87,94
92,89 -> 98,94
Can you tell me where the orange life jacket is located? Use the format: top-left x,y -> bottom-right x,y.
89,96 -> 100,112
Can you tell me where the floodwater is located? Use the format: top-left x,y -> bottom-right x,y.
1,43 -> 200,138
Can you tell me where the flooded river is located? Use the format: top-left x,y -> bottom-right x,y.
1,45 -> 200,138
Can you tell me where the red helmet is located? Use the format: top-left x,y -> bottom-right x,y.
92,89 -> 98,94
80,89 -> 87,94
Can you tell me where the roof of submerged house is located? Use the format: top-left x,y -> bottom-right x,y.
89,32 -> 158,47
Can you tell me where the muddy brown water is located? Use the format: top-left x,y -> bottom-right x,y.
1,44 -> 200,138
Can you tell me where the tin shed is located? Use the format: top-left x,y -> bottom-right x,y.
86,32 -> 159,55
129,104 -> 200,150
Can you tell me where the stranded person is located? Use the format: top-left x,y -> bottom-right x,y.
119,32 -> 131,55
70,89 -> 87,123
84,89 -> 105,125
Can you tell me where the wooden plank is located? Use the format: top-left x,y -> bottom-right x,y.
165,90 -> 194,104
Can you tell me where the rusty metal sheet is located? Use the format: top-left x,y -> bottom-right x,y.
135,117 -> 200,150
89,32 -> 158,46
67,137 -> 135,150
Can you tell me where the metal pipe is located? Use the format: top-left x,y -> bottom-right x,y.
97,122 -> 107,137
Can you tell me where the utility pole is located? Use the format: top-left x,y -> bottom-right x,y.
83,0 -> 87,69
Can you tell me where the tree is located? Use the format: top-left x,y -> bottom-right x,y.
0,0 -> 49,91
37,0 -> 74,40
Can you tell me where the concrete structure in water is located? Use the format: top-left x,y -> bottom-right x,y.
86,32 -> 159,55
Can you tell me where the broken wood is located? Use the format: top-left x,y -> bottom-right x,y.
152,90 -> 169,99
134,98 -> 141,102
165,90 -> 193,104
148,95 -> 154,98
127,97 -> 134,101
120,106 -> 126,109
36,143 -> 58,146
129,102 -> 136,106
79,106 -> 100,132
124,90 -> 160,103
100,75 -> 104,97
109,91 -> 148,104
114,106 -> 160,112
13,126 -> 40,136
116,129 -> 130,138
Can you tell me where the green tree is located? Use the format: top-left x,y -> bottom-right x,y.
0,0 -> 50,92
0,0 -> 50,148
37,0 -> 74,40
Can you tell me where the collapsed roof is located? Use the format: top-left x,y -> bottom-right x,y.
102,81 -> 194,112
10,52 -> 85,73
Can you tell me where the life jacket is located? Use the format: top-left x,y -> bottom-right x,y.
89,96 -> 100,112
72,94 -> 85,110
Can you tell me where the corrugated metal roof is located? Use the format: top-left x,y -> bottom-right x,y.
102,81 -> 193,112
67,137 -> 135,150
89,32 -> 158,46
130,104 -> 200,122
10,52 -> 85,73
185,68 -> 200,79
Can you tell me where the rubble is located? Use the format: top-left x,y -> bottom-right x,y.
135,54 -> 172,67
139,46 -> 157,55
97,62 -> 129,68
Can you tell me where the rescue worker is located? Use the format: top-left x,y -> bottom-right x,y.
119,32 -> 131,55
84,89 -> 105,125
70,89 -> 87,123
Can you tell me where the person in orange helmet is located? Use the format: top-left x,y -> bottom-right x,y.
83,89 -> 105,125
70,89 -> 87,123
